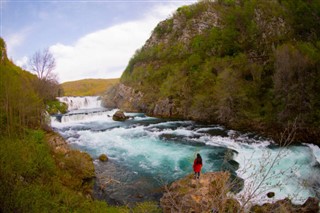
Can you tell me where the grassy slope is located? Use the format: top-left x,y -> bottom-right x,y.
0,130 -> 126,212
0,37 -> 160,212
62,78 -> 119,96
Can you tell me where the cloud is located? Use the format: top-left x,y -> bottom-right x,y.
6,27 -> 33,55
49,3 -> 189,83
16,56 -> 28,69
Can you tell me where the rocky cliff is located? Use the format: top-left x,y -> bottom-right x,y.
160,172 -> 319,213
102,0 -> 320,144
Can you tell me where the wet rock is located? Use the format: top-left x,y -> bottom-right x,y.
99,154 -> 108,162
112,110 -> 129,121
267,192 -> 275,198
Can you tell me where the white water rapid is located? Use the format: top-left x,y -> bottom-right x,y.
51,96 -> 320,206
57,96 -> 102,110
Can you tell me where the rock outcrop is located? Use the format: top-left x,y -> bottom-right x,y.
112,110 -> 129,121
46,132 -> 95,197
250,197 -> 319,213
46,132 -> 70,154
102,83 -> 145,112
161,172 -> 320,213
160,172 -> 240,213
152,98 -> 181,118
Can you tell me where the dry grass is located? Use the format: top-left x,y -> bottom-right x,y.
61,78 -> 119,96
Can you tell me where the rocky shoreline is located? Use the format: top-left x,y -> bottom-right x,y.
161,172 -> 319,213
45,131 -> 96,198
48,130 -> 319,212
101,83 -> 320,145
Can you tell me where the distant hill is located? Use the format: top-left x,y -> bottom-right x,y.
61,78 -> 119,96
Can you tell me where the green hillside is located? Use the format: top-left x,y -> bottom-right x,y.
104,0 -> 320,144
62,78 -> 119,96
0,38 -> 132,212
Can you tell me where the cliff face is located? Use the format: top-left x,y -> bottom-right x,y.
101,0 -> 320,143
102,83 -> 146,112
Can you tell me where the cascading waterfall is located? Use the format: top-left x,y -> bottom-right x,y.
57,96 -> 102,110
52,96 -> 320,205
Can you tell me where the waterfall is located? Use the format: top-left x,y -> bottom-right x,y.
58,96 -> 102,110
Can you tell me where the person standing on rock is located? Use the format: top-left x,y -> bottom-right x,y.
193,153 -> 203,179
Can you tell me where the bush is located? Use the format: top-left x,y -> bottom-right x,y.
46,100 -> 68,115
0,130 -> 128,212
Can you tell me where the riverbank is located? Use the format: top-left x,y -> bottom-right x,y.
0,129 -> 131,212
161,172 -> 319,212
45,131 -> 96,197
51,97 -> 320,211
47,129 -> 162,212
46,129 -> 320,212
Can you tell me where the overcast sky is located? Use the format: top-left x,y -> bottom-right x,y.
1,0 -> 195,83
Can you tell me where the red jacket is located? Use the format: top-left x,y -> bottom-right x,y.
193,159 -> 202,173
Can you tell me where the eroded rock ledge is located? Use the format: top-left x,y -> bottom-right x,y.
160,172 -> 239,213
160,172 -> 319,213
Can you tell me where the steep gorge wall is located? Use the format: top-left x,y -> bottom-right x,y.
102,0 -> 320,143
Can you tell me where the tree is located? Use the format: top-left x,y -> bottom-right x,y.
28,48 -> 56,80
28,48 -> 61,102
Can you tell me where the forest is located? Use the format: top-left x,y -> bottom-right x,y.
119,0 -> 320,144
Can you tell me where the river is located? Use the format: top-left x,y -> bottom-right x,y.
51,96 -> 320,206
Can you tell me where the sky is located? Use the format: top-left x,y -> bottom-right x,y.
1,0 -> 195,83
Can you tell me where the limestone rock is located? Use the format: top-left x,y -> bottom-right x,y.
101,83 -> 146,112
153,98 -> 179,118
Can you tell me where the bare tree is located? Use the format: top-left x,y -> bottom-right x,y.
29,48 -> 56,80
235,120 -> 298,212
28,48 -> 61,101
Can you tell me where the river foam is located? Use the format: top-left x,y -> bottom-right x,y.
51,96 -> 320,205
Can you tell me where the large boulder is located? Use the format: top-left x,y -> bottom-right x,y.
112,110 -> 129,121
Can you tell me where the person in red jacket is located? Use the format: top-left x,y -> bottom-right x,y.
193,153 -> 203,179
